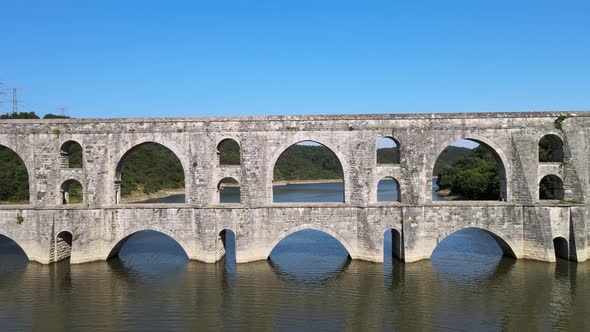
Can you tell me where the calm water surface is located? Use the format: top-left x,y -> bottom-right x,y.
1,183 -> 588,331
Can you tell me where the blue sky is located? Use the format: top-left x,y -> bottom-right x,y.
1,1 -> 588,119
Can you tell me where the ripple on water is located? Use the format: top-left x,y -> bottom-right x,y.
1,226 -> 590,330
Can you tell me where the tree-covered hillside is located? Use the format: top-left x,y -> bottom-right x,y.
432,146 -> 472,176
0,111 -> 71,119
0,146 -> 29,203
376,147 -> 400,164
273,144 -> 343,181
120,144 -> 185,196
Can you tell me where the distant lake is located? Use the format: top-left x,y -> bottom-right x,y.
1,182 -> 585,330
139,179 -> 433,203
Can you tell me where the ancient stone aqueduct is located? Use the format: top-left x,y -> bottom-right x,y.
0,111 -> 588,265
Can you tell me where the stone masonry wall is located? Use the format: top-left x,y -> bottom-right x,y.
0,111 -> 588,264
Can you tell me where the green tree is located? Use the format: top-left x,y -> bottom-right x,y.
0,146 -> 29,202
273,144 -> 343,181
120,143 -> 185,196
0,112 -> 40,119
436,146 -> 500,200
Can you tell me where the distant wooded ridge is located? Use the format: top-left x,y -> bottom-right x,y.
0,111 -> 71,119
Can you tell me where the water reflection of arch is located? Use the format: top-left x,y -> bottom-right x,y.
430,134 -> 511,202
265,224 -> 355,260
106,229 -> 190,260
113,140 -> 189,204
430,227 -> 518,285
268,253 -> 351,286
0,140 -> 33,204
267,138 -> 349,203
267,228 -> 352,286
432,226 -> 518,259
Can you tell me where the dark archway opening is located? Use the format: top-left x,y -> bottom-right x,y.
51,231 -> 73,263
115,143 -> 185,204
553,237 -> 570,260
218,229 -> 236,271
217,139 -> 240,165
0,235 -> 28,272
539,135 -> 564,162
377,177 -> 401,202
268,229 -> 351,283
60,140 -> 83,168
383,229 -> 404,265
376,137 -> 400,164
0,145 -> 29,204
60,179 -> 83,205
433,139 -> 507,201
273,141 -> 344,203
218,178 -> 240,203
539,175 -> 564,200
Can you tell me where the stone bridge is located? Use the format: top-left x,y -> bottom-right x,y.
0,111 -> 588,264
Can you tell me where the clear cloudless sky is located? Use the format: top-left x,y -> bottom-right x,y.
0,0 -> 589,119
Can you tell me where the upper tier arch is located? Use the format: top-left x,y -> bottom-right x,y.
430,134 -> 511,202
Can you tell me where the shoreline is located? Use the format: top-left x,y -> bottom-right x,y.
435,188 -> 462,201
122,188 -> 185,203
122,179 -> 344,202
273,179 -> 343,186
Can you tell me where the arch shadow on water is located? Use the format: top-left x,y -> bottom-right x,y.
107,230 -> 189,283
430,228 -> 516,283
0,235 -> 28,275
268,229 -> 351,286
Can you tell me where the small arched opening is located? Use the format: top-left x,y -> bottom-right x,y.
0,145 -> 30,204
377,177 -> 401,202
218,229 -> 236,269
60,140 -> 83,168
539,135 -> 564,162
60,179 -> 83,205
376,137 -> 400,164
218,178 -> 240,203
51,231 -> 73,263
433,139 -> 507,201
383,228 -> 404,263
115,142 -> 185,204
539,175 -> 564,200
217,139 -> 241,165
553,237 -> 570,260
273,140 -> 344,203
